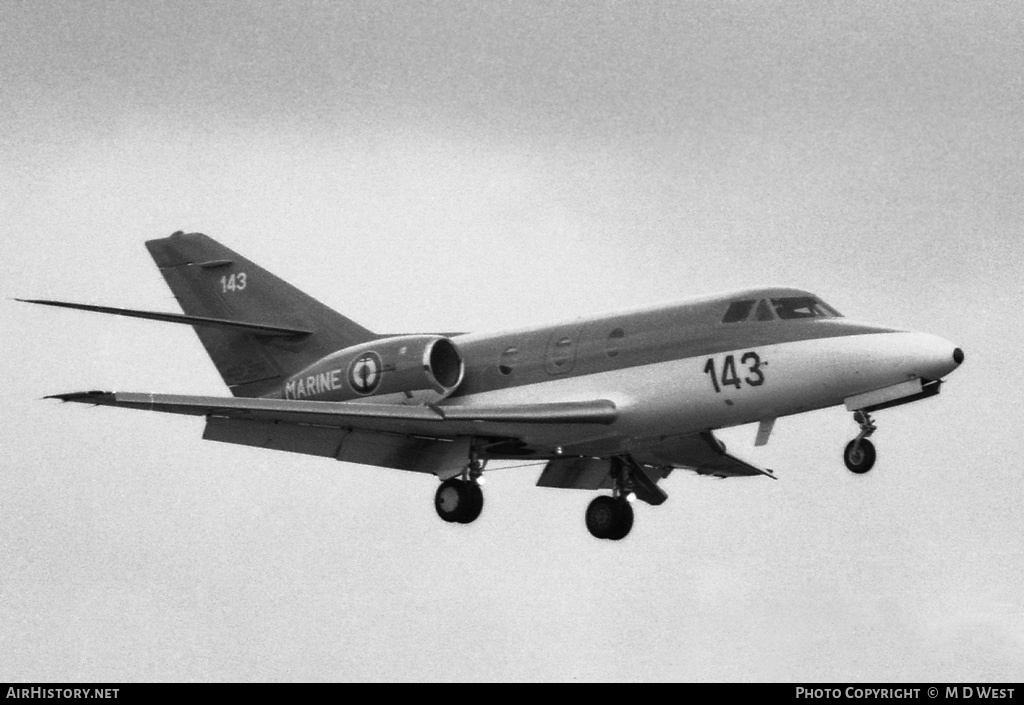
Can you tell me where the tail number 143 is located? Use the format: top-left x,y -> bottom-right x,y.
703,351 -> 765,393
220,272 -> 247,292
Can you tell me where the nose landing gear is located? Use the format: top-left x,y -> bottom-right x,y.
844,410 -> 877,474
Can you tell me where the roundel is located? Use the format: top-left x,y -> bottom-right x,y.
348,351 -> 382,395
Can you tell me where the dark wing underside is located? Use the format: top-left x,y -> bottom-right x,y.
47,391 -> 617,476
632,432 -> 776,479
536,430 -> 774,504
48,391 -> 772,481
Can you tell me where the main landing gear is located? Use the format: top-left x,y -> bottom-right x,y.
433,453 -> 664,540
844,410 -> 877,474
585,495 -> 634,541
585,456 -> 652,541
434,459 -> 484,524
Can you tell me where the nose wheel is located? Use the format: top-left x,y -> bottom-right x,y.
844,438 -> 876,473
845,410 -> 877,474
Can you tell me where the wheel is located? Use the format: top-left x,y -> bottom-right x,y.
844,438 -> 876,474
459,481 -> 484,524
606,500 -> 633,541
586,496 -> 617,538
585,496 -> 633,540
435,479 -> 465,523
434,478 -> 484,524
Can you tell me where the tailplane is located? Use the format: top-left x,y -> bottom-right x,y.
145,231 -> 375,397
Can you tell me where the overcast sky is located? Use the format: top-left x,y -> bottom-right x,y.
2,0 -> 1022,681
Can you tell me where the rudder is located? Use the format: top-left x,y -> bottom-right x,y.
145,231 -> 375,397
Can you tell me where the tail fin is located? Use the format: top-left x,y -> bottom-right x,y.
146,231 -> 375,397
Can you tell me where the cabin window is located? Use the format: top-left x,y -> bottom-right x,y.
771,296 -> 842,320
498,346 -> 519,375
606,328 -> 626,357
549,337 -> 574,369
722,300 -> 756,323
544,325 -> 583,375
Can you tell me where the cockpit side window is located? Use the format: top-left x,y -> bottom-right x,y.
771,296 -> 842,320
818,301 -> 842,317
721,300 -> 756,323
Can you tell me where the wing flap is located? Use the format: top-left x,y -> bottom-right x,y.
438,400 -> 617,424
203,416 -> 473,475
632,431 -> 776,479
536,456 -> 671,505
536,457 -> 615,491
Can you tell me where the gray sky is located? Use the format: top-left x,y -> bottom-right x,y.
2,0 -> 1022,681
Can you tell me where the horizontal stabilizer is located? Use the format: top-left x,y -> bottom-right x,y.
17,299 -> 311,337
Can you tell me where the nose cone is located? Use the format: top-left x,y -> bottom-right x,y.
910,333 -> 963,380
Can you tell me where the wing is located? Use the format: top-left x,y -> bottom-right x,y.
47,391 -> 617,429
47,391 -> 617,476
632,431 -> 777,479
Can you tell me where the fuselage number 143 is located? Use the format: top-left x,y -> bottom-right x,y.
703,351 -> 766,393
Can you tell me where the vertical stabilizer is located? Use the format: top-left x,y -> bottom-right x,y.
145,231 -> 375,397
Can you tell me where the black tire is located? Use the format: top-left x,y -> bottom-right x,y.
586,496 -> 617,539
606,500 -> 634,541
844,438 -> 876,474
585,496 -> 633,540
457,481 -> 484,524
434,478 -> 484,524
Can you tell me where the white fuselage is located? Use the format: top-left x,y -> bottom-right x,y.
447,325 -> 960,458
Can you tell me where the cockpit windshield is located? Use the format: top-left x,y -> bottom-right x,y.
771,296 -> 842,319
721,295 -> 841,323
721,300 -> 756,323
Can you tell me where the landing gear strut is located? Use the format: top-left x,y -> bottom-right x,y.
434,459 -> 485,524
844,410 -> 877,474
585,456 -> 639,540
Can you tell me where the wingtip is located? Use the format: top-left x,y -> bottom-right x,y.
16,298 -> 64,307
44,390 -> 113,403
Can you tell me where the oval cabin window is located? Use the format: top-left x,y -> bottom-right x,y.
549,337 -> 574,370
498,346 -> 519,375
606,328 -> 626,358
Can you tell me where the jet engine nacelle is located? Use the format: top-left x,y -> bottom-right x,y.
282,334 -> 464,404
